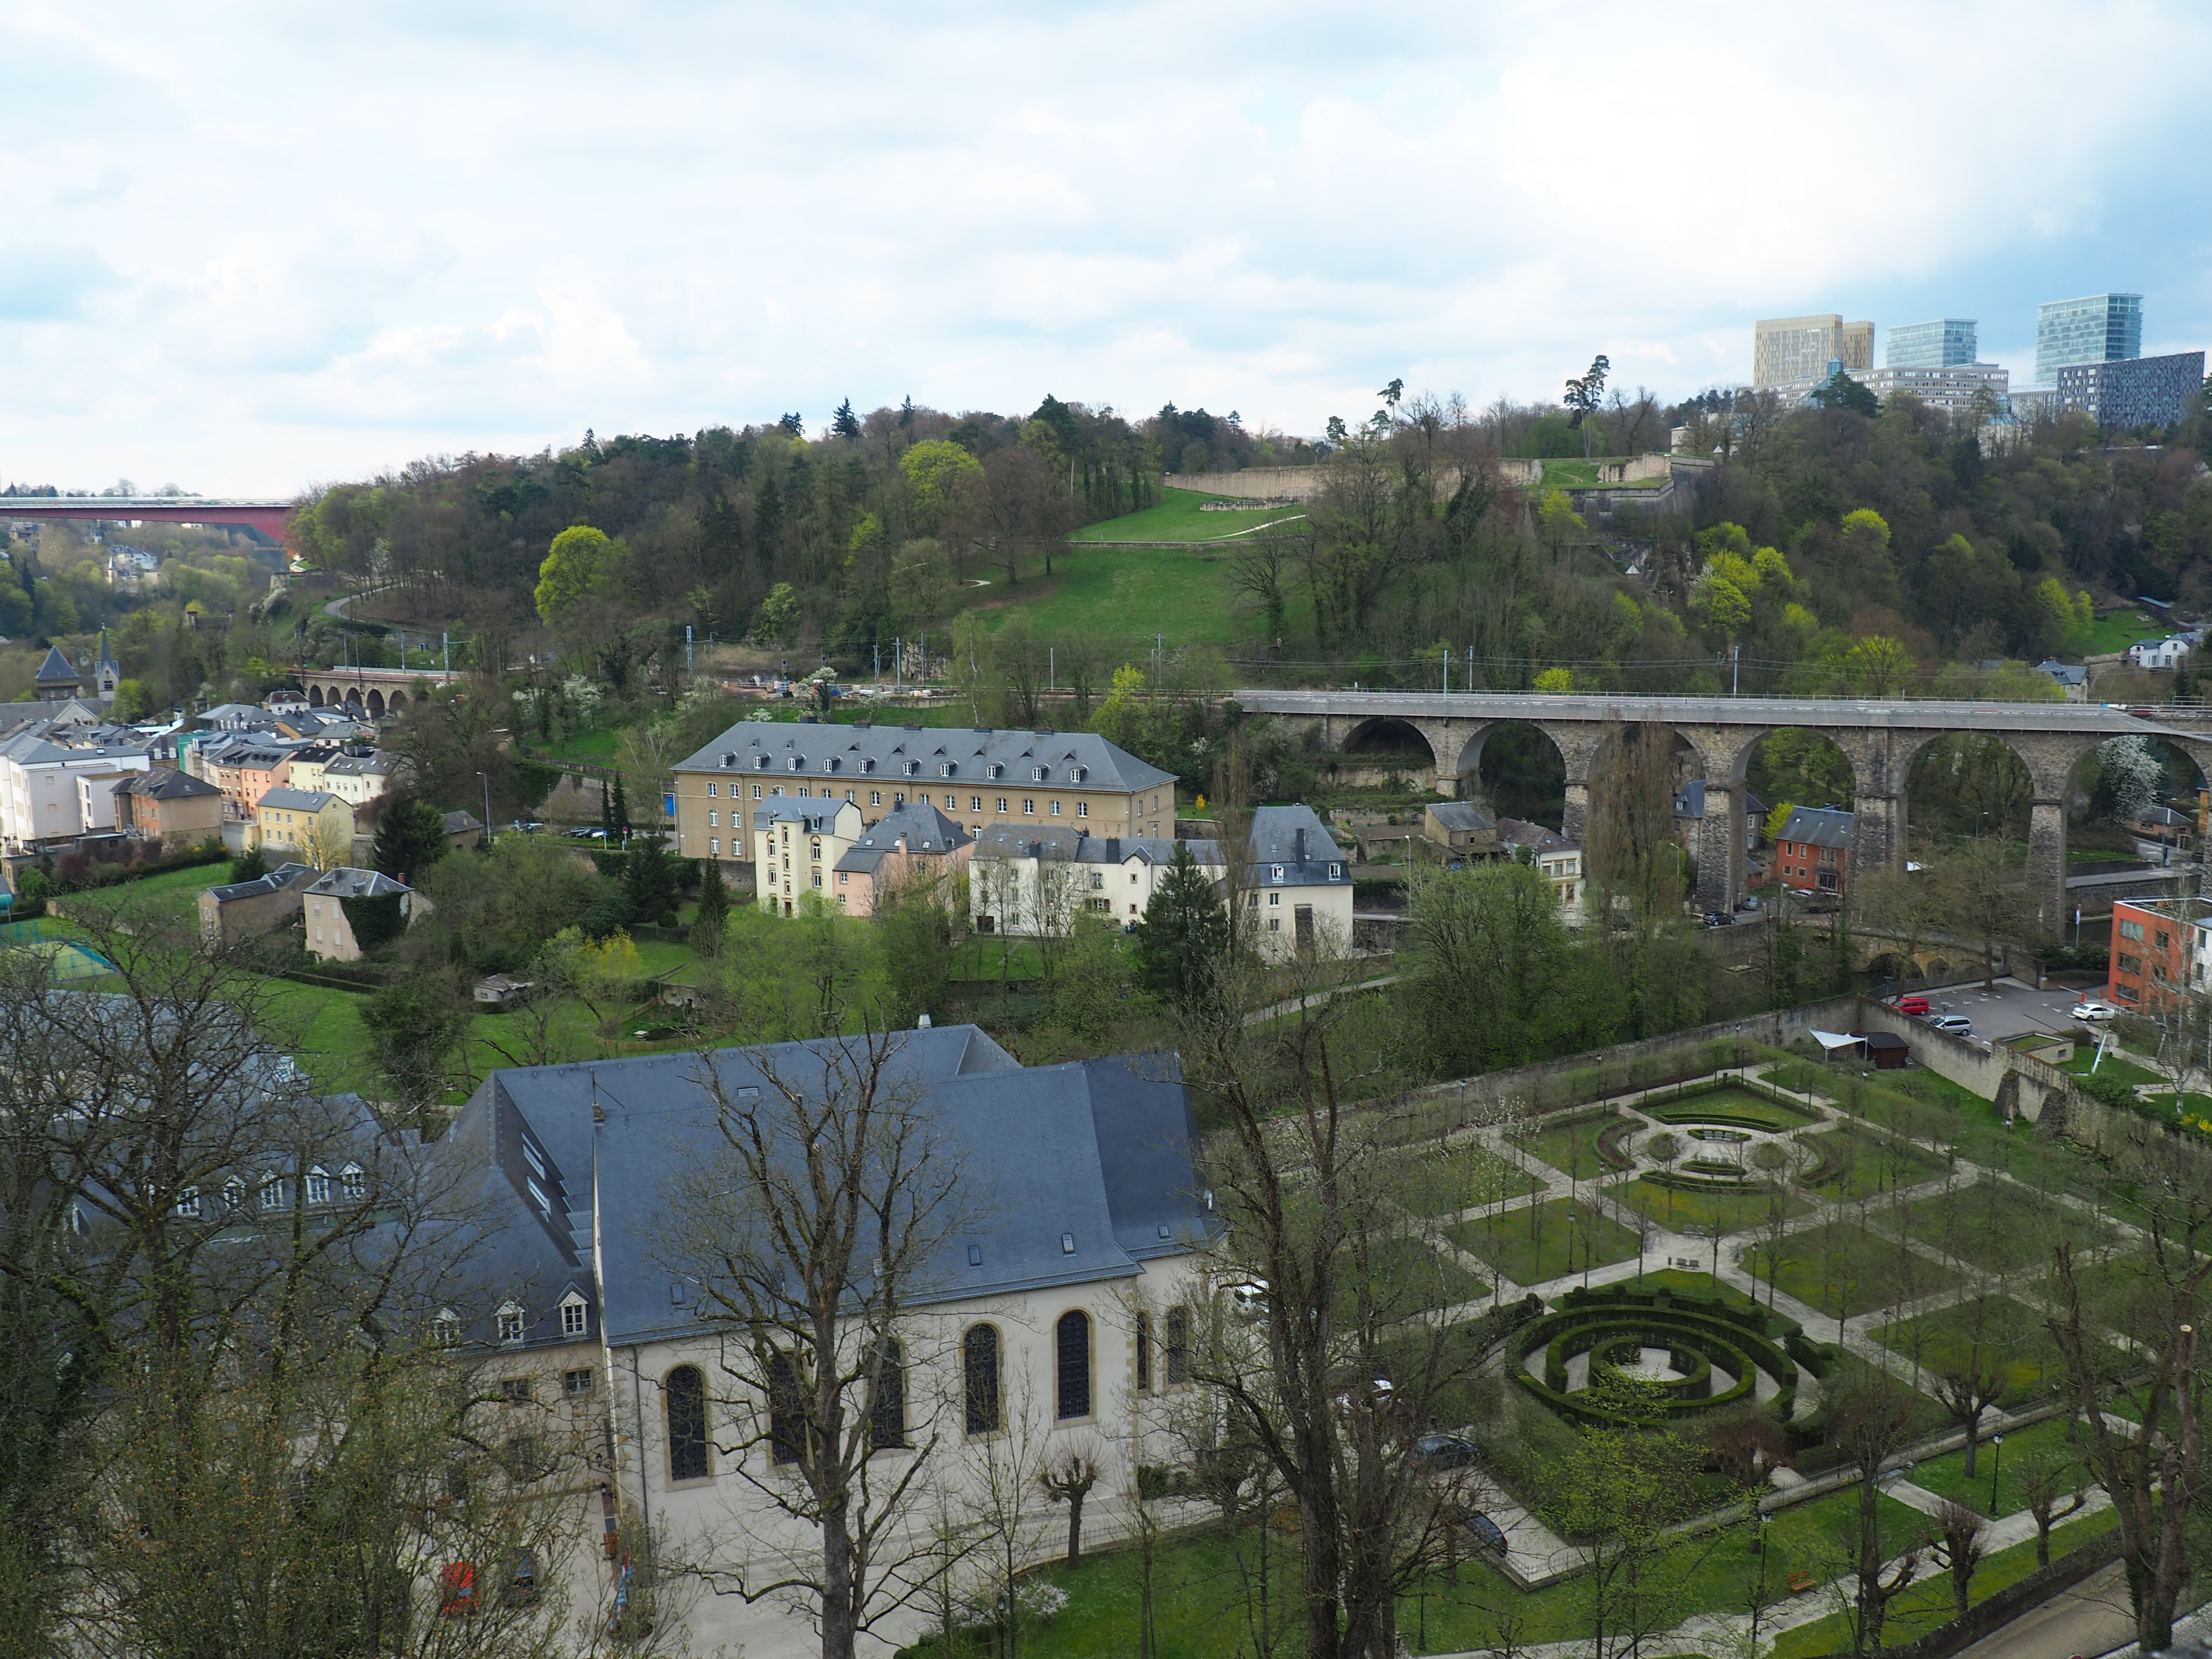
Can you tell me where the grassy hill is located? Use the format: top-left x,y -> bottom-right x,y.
1070,485 -> 1307,544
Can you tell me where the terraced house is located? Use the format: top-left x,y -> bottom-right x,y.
673,721 -> 1177,877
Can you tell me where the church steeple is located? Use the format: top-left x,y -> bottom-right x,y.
94,628 -> 119,700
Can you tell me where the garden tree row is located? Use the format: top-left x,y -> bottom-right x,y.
0,895 -> 663,1659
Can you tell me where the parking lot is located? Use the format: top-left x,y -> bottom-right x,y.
1887,977 -> 2107,1043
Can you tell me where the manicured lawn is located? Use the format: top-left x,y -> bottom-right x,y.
1616,1176 -> 1811,1239
1448,1196 -> 1646,1287
967,544 -> 1261,649
1640,1085 -> 1820,1132
61,861 -> 233,931
1744,1217 -> 1965,1322
1899,1178 -> 2113,1275
1523,1113 -> 1621,1180
1871,1297 -> 2090,1400
1385,1145 -> 1547,1217
1770,1508 -> 2117,1659
1802,1127 -> 1949,1202
2060,1048 -> 2161,1087
924,1487 -> 1932,1659
1903,1415 -> 2089,1519
1070,486 -> 1306,544
1344,1236 -> 1489,1319
2081,610 -> 2172,655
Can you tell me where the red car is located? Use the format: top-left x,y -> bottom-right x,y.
1891,995 -> 1931,1017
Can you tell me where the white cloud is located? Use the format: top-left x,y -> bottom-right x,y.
0,0 -> 2207,492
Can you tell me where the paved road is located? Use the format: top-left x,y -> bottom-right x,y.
1893,977 -> 2104,1043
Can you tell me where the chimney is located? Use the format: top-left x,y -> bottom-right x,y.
1294,826 -> 1307,863
1106,837 -> 1120,861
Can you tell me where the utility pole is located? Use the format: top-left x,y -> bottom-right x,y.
894,637 -> 902,691
1731,642 -> 1741,696
685,624 -> 694,675
442,632 -> 449,674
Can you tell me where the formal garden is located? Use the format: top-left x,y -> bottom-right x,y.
900,1041 -> 2187,1659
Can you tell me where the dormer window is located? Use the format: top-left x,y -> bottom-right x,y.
990,763 -> 1003,779
1329,864 -> 1343,879
755,755 -> 770,770
433,1308 -> 461,1347
1272,865 -> 1284,881
939,763 -> 954,777
721,752 -> 737,768
826,757 -> 841,772
789,757 -> 804,771
862,758 -> 876,774
560,1292 -> 589,1337
1032,768 -> 1046,782
496,1302 -> 525,1346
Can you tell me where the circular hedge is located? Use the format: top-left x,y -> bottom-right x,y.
1514,1294 -> 1800,1426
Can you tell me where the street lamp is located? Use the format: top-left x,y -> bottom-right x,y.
1750,1510 -> 1776,1657
1988,1431 -> 2006,1513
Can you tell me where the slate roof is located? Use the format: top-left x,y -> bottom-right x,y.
258,787 -> 346,814
1247,805 -> 1349,887
833,803 -> 971,876
2036,659 -> 2090,686
445,1027 -> 1218,1349
1498,817 -> 1575,854
203,861 -> 315,903
441,810 -> 483,835
34,645 -> 79,685
677,721 -> 1178,793
1673,779 -> 1768,820
305,866 -> 411,899
751,798 -> 865,835
1427,801 -> 1495,834
116,767 -> 221,800
1778,806 -> 1855,850
970,827 -> 1223,868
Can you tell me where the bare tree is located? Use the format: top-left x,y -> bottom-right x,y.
1038,1445 -> 1105,1565
1926,1291 -> 2009,1479
1928,1499 -> 1988,1618
669,1025 -> 971,1659
1828,1373 -> 1925,1657
1180,936 -> 1501,1659
2018,1444 -> 2089,1568
2048,1153 -> 2212,1653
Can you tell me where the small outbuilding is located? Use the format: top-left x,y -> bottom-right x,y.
1859,1031 -> 1910,1070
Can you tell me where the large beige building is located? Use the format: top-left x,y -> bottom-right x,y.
1753,314 -> 1874,387
673,721 -> 1177,876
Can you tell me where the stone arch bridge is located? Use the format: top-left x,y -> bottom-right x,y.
1234,689 -> 2212,930
296,665 -> 457,719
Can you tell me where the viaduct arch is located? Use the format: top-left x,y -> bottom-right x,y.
295,666 -> 456,719
1242,690 -> 2212,933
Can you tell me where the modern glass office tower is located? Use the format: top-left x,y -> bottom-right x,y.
2035,293 -> 2142,384
1886,319 -> 1977,368
1754,315 -> 1874,387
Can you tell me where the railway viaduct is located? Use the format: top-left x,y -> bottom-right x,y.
1233,689 -> 2212,931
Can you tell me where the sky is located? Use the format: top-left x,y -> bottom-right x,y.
1,0 -> 2209,497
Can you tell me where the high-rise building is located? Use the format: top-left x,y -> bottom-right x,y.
2055,351 -> 2205,429
1753,314 -> 1874,388
2035,293 -> 2142,384
1886,319 -> 1978,369
1858,362 -> 2009,418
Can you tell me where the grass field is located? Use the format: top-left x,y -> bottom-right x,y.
1872,1296 -> 2091,1397
1070,487 -> 1307,545
1448,1196 -> 1645,1286
915,1486 -> 1933,1659
1902,1415 -> 2085,1519
1616,1175 -> 1811,1238
1803,1127 -> 1950,1202
2082,609 -> 2174,655
967,544 -> 1263,648
1384,1145 -> 1547,1216
1744,1216 -> 1966,1321
1900,1179 -> 2113,1274
1640,1085 -> 1820,1132
1523,1113 -> 1621,1180
1345,1236 -> 1489,1317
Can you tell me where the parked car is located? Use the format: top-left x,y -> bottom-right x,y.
1227,1278 -> 1269,1318
1891,995 -> 1932,1016
1457,1510 -> 1509,1558
1929,1014 -> 1974,1035
2070,1000 -> 2121,1022
1410,1433 -> 1479,1471
1702,911 -> 1736,928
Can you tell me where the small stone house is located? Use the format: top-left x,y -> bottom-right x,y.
199,862 -> 318,943
1423,800 -> 1500,856
303,866 -> 424,961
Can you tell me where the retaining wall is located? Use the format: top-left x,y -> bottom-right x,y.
1873,1530 -> 2122,1659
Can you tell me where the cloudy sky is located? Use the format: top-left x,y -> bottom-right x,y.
2,0 -> 2208,495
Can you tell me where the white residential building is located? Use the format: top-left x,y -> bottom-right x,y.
320,750 -> 400,808
2128,636 -> 2193,671
969,828 -> 1223,937
0,729 -> 154,848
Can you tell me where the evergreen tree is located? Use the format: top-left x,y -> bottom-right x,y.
832,397 -> 862,441
691,858 -> 729,956
371,798 -> 449,886
228,847 -> 268,884
1130,841 -> 1228,1000
608,773 -> 631,843
623,833 -> 681,925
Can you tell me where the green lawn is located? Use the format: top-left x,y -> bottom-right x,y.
1771,1508 -> 2117,1659
1900,1179 -> 2112,1275
1802,1127 -> 1949,1202
2081,610 -> 2173,655
905,1487 -> 1931,1659
1872,1297 -> 2091,1399
1523,1113 -> 1621,1180
967,544 -> 1258,649
1344,1236 -> 1489,1318
2060,1048 -> 2160,1087
1640,1085 -> 1820,1132
1744,1217 -> 1965,1322
1616,1176 -> 1811,1239
1902,1416 -> 2089,1519
1070,486 -> 1306,544
1448,1197 -> 1646,1287
1385,1145 -> 1547,1217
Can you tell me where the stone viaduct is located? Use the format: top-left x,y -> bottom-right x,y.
296,665 -> 457,718
1233,689 -> 2212,932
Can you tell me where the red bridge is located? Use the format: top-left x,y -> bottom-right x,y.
0,496 -> 294,538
